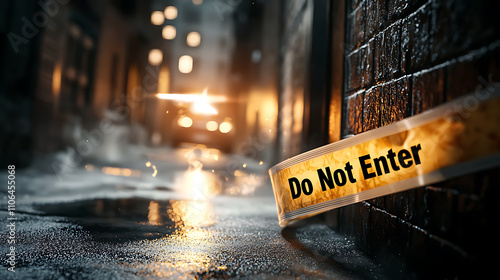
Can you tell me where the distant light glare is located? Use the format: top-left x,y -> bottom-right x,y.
155,93 -> 227,103
151,11 -> 164,25
192,0 -> 203,5
164,6 -> 178,20
148,49 -> 163,65
178,55 -> 193,73
162,25 -> 176,40
186,32 -> 201,47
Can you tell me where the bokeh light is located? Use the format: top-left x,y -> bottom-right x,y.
150,11 -> 164,25
164,6 -> 178,20
162,25 -> 176,40
186,32 -> 201,47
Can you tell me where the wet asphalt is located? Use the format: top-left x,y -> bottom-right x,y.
0,147 -> 386,279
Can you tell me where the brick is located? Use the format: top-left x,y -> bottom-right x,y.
350,0 -> 363,11
373,22 -> 401,82
367,196 -> 385,209
406,227 -> 428,277
426,234 -> 467,279
359,40 -> 374,87
391,76 -> 411,120
385,189 -> 415,223
365,0 -> 387,40
380,83 -> 391,126
347,3 -> 365,50
414,187 -> 427,228
345,51 -> 361,91
405,5 -> 431,72
388,0 -> 411,22
400,18 -> 409,75
374,32 -> 386,82
488,44 -> 500,83
384,220 -> 411,277
362,86 -> 381,131
368,207 -> 396,263
344,92 -> 364,135
352,203 -> 371,253
439,172 -> 476,196
338,204 -> 356,236
430,0 -> 500,64
412,67 -> 445,114
386,22 -> 401,79
446,54 -> 488,101
424,186 -> 454,240
381,77 -> 410,126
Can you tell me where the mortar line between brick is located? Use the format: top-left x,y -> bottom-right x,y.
362,75 -> 411,93
346,89 -> 366,99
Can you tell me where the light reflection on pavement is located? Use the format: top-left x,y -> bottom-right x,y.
0,146 -> 381,279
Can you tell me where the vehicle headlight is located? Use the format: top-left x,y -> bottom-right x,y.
178,116 -> 193,128
219,121 -> 232,133
206,121 -> 218,131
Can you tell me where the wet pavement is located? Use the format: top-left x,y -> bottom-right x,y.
1,146 -> 385,279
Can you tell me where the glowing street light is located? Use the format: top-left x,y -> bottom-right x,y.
186,32 -> 201,47
178,55 -> 193,73
148,49 -> 163,65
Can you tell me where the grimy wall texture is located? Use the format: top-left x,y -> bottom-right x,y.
334,0 -> 500,278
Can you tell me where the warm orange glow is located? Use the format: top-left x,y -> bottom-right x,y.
158,65 -> 170,93
152,165 -> 158,177
192,0 -> 203,5
219,122 -> 232,133
148,201 -> 162,225
148,49 -> 163,65
162,25 -> 176,40
150,11 -> 164,25
190,89 -> 218,115
164,6 -> 178,20
101,166 -> 141,177
293,97 -> 304,134
186,32 -> 201,47
122,168 -> 132,176
168,200 -> 214,228
155,93 -> 227,103
178,116 -> 193,128
52,63 -> 62,96
206,121 -> 218,131
178,55 -> 193,73
145,161 -> 158,177
190,102 -> 217,115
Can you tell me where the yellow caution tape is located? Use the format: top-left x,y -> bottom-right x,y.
269,85 -> 500,226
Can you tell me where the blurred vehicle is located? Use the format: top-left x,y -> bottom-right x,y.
158,91 -> 235,153
172,110 -> 234,153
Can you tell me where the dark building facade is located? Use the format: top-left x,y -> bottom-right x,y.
277,0 -> 500,278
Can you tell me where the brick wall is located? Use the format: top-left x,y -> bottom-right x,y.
334,0 -> 500,278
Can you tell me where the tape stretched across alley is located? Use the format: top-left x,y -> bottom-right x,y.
269,85 -> 500,226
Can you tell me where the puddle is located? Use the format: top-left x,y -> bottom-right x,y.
35,198 -> 214,244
